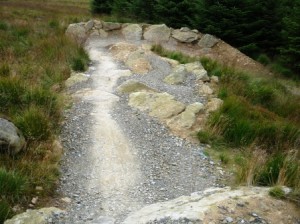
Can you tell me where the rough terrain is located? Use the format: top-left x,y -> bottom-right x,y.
5,20 -> 299,224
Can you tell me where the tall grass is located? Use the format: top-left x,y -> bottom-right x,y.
0,168 -> 28,201
152,45 -> 300,199
0,0 -> 90,221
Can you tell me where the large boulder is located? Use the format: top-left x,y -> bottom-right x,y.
122,24 -> 143,41
65,23 -> 87,44
0,118 -> 26,155
143,24 -> 171,42
172,27 -> 199,43
122,187 -> 300,224
4,207 -> 65,224
198,34 -> 219,48
129,92 -> 185,120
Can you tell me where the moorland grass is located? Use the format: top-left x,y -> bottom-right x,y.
152,45 -> 300,199
0,0 -> 90,221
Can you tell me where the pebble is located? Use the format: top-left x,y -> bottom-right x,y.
224,216 -> 234,223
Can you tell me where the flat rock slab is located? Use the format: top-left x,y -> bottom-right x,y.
122,187 -> 300,224
4,207 -> 65,224
129,92 -> 185,119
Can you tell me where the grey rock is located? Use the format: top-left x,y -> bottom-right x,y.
198,34 -> 219,48
0,118 -> 26,155
164,65 -> 187,85
144,24 -> 171,42
85,20 -> 94,32
103,22 -> 121,31
94,20 -> 103,29
65,23 -> 87,44
172,28 -> 199,43
122,24 -> 143,41
4,207 -> 65,224
117,80 -> 156,94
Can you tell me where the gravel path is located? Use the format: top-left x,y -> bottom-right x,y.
58,38 -> 221,224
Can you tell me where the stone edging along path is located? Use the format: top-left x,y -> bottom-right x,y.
4,20 -> 300,224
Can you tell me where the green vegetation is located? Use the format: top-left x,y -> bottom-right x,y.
92,0 -> 300,78
152,45 -> 300,202
269,186 -> 285,199
151,44 -> 197,64
0,0 -> 90,221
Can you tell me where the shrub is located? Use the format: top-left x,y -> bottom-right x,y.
14,106 -> 51,141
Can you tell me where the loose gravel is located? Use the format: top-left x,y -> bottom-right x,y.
57,37 -> 223,224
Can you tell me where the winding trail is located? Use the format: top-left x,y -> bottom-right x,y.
86,42 -> 143,218
59,38 -> 219,223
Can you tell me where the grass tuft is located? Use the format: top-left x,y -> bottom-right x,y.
14,106 -> 51,141
0,168 -> 28,200
269,186 -> 285,198
71,47 -> 90,71
0,200 -> 12,223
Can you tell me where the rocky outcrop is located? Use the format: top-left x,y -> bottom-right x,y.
122,24 -> 143,41
198,34 -> 219,48
144,24 -> 171,42
4,207 -> 65,224
172,27 -> 199,43
0,118 -> 26,155
123,187 -> 300,224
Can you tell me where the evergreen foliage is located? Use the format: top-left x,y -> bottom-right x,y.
90,0 -> 300,77
91,0 -> 112,14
